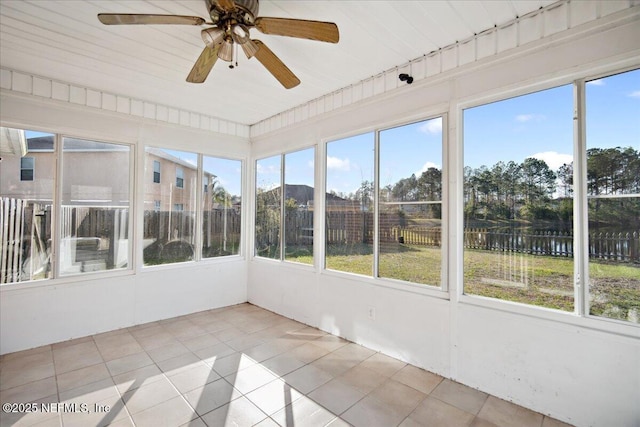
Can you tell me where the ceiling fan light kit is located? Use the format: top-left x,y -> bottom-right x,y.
98,0 -> 339,89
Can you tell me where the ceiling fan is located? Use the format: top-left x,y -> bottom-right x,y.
98,0 -> 339,89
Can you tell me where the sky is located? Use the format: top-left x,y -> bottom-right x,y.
23,70 -> 638,199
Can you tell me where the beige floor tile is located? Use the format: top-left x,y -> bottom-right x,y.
61,395 -> 129,427
308,378 -> 366,415
359,352 -> 407,377
212,326 -> 246,342
0,358 -> 55,391
56,363 -> 110,393
245,379 -> 304,416
469,417 -> 500,427
0,376 -> 57,404
282,364 -> 333,394
121,377 -> 180,415
59,377 -> 119,404
312,335 -> 350,352
0,394 -> 60,427
106,352 -> 153,377
225,333 -> 265,352
224,364 -> 279,394
128,324 -> 164,340
130,396 -> 197,427
287,342 -> 331,364
260,353 -> 306,377
332,343 -> 376,362
156,353 -> 205,376
209,352 -> 256,377
179,417 -> 207,427
270,395 -> 337,427
477,396 -> 544,427
341,394 -> 407,427
135,331 -> 178,351
52,341 -> 103,374
254,417 -> 281,427
369,378 -> 426,416
407,396 -> 475,427
242,341 -> 284,362
200,396 -> 267,426
392,365 -> 443,395
163,321 -> 207,341
112,364 -> 166,394
337,365 -> 388,394
1,345 -> 51,363
167,364 -> 220,394
431,379 -> 488,415
183,378 -> 242,416
193,342 -> 235,363
147,341 -> 191,363
311,352 -> 360,377
180,334 -> 221,352
94,332 -> 144,362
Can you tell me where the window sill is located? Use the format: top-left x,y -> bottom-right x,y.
458,293 -> 640,339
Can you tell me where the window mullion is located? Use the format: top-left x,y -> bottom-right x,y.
573,79 -> 588,317
280,154 -> 286,261
373,130 -> 380,278
51,134 -> 63,279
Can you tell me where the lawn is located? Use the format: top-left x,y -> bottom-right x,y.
286,243 -> 640,322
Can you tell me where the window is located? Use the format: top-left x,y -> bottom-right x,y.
143,148 -> 196,265
20,157 -> 34,181
60,137 -> 132,275
463,85 -> 575,311
202,156 -> 242,258
0,128 -> 54,284
176,167 -> 184,189
585,69 -> 640,323
153,160 -> 161,183
378,119 -> 443,286
154,200 -> 160,212
284,148 -> 315,264
255,155 -> 282,259
325,133 -> 375,275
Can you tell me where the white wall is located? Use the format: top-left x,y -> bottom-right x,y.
0,93 -> 250,355
248,8 -> 640,427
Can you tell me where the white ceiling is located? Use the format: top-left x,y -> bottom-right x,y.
0,0 -> 557,125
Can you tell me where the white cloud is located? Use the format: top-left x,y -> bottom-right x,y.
515,114 -> 545,123
587,79 -> 605,86
256,163 -> 279,174
416,161 -> 441,176
419,117 -> 442,134
628,90 -> 640,98
326,156 -> 351,171
531,151 -> 573,171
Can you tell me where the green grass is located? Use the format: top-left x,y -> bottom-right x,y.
287,242 -> 640,322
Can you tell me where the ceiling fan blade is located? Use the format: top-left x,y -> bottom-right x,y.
253,40 -> 300,89
98,14 -> 205,26
186,46 -> 219,83
214,0 -> 236,12
254,17 -> 339,43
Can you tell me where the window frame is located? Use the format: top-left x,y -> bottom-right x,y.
253,146 -> 317,266
176,167 -> 184,189
457,66 -> 640,329
153,160 -> 161,184
20,156 -> 35,181
321,114 -> 449,293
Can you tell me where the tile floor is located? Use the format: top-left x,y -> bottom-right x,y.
0,303 -> 573,427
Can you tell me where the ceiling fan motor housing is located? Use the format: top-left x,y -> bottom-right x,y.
206,0 -> 259,25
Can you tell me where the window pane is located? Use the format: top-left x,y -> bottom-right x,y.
284,148 -> 314,264
378,119 -> 442,286
0,129 -> 54,283
326,133 -> 374,275
586,69 -> 640,323
256,155 -> 281,259
153,160 -> 161,183
202,156 -> 242,258
60,137 -> 131,275
463,85 -> 575,311
143,148 -> 196,265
